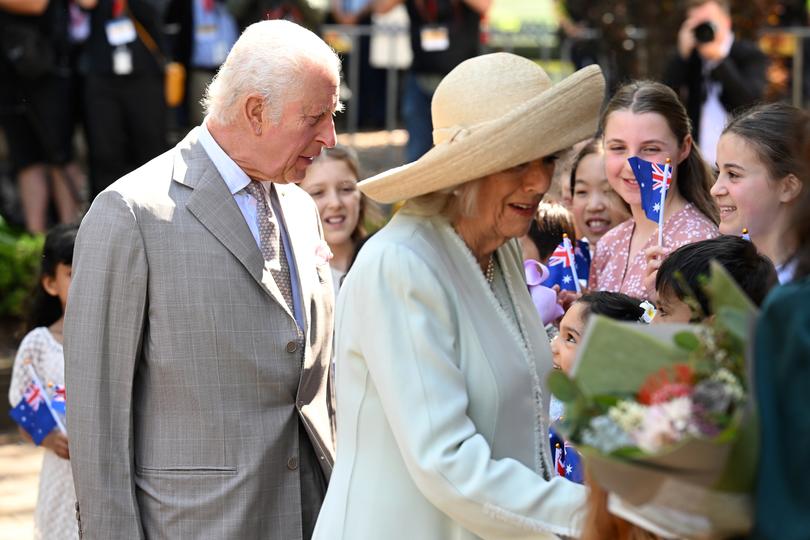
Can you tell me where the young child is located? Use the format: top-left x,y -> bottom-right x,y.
568,138 -> 630,247
549,291 -> 654,484
8,223 -> 79,540
654,235 -> 778,323
592,80 -> 719,298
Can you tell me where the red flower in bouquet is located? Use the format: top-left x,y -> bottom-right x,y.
638,364 -> 694,405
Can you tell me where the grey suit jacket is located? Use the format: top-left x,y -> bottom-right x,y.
64,128 -> 335,539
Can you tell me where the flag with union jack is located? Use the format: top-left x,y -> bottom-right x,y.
51,384 -> 66,416
549,427 -> 584,484
9,381 -> 58,445
542,239 -> 591,292
628,156 -> 672,223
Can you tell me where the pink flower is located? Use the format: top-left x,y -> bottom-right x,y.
315,241 -> 333,267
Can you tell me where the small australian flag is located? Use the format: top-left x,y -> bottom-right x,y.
628,156 -> 672,223
543,239 -> 590,292
9,381 -> 57,445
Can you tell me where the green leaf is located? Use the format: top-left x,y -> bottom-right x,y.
706,261 -> 758,318
716,307 -> 750,342
673,330 -> 701,351
548,370 -> 582,403
572,316 -> 690,397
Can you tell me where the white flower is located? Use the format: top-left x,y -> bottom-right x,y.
633,397 -> 693,453
711,368 -> 744,402
608,400 -> 647,433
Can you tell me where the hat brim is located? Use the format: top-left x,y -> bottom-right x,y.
359,64 -> 605,204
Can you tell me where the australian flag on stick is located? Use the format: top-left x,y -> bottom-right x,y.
543,236 -> 590,292
628,156 -> 672,223
9,381 -> 58,445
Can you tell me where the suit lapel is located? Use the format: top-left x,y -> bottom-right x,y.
276,184 -> 314,335
177,132 -> 284,308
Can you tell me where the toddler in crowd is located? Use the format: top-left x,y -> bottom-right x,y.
549,291 -> 653,485
8,224 -> 79,539
654,235 -> 778,323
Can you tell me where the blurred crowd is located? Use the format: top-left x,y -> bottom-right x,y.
4,2 -> 810,539
1,0 -> 808,235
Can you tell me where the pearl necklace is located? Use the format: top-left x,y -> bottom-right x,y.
485,256 -> 495,283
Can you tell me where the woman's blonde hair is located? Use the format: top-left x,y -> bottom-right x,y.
401,179 -> 482,220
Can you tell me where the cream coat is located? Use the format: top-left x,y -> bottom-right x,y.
312,212 -> 586,540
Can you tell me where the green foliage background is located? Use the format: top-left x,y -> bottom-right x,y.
0,216 -> 43,318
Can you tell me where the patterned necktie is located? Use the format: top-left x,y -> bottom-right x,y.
244,181 -> 294,311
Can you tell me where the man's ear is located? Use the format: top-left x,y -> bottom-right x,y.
244,95 -> 265,136
41,274 -> 58,297
780,173 -> 803,204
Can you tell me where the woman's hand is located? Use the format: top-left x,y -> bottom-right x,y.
40,431 -> 70,460
643,245 -> 670,300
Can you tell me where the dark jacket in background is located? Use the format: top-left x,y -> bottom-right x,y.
663,38 -> 768,139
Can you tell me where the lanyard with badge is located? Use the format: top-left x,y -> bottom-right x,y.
413,0 -> 454,52
106,0 -> 136,74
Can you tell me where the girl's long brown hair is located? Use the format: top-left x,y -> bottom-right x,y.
599,80 -> 719,224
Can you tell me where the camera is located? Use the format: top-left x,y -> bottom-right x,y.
693,21 -> 716,44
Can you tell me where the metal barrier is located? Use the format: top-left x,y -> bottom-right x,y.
321,23 -> 409,139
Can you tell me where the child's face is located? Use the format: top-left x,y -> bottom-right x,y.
571,153 -> 630,244
603,110 -> 690,209
42,263 -> 72,311
712,133 -> 790,239
299,157 -> 361,250
653,290 -> 692,324
551,302 -> 586,373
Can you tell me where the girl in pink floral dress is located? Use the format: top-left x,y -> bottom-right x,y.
591,81 -> 719,298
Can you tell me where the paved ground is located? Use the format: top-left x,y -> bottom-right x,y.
0,432 -> 43,540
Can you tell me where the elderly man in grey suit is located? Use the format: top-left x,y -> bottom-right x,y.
64,20 -> 341,540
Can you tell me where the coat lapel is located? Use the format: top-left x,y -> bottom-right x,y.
176,130 -> 286,310
276,183 -> 314,335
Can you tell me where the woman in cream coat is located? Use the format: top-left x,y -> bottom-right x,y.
312,54 -> 605,540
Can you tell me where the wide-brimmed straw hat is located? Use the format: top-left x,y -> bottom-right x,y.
358,53 -> 605,204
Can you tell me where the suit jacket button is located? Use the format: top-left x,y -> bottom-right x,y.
286,341 -> 298,353
287,456 -> 299,470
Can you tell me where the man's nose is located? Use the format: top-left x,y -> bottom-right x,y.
319,116 -> 337,148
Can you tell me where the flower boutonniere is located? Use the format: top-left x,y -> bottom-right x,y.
314,241 -> 333,267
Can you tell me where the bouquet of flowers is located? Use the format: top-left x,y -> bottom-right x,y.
549,262 -> 758,539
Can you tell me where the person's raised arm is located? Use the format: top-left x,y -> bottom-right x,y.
0,0 -> 48,15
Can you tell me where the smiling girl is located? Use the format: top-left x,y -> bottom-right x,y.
300,144 -> 376,296
568,139 -> 630,247
712,102 -> 807,283
591,81 -> 719,298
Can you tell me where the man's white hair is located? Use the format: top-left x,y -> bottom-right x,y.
203,20 -> 342,125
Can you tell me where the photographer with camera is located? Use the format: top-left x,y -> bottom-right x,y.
664,0 -> 768,165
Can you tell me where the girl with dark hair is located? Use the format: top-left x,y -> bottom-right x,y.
712,102 -> 807,283
568,138 -> 630,246
752,107 -> 810,540
591,80 -> 719,298
8,222 -> 78,539
550,291 -> 650,373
